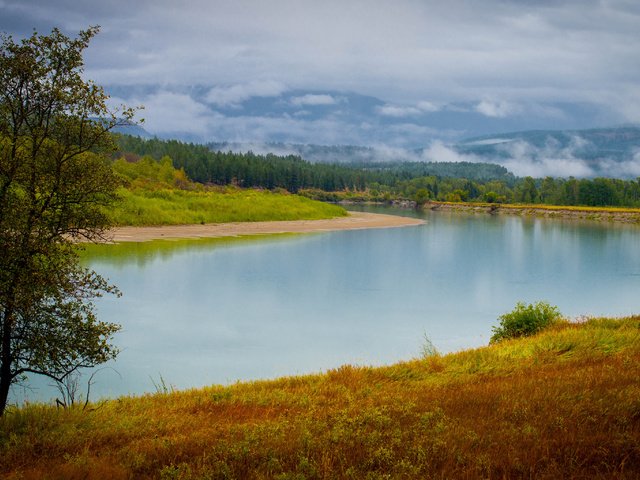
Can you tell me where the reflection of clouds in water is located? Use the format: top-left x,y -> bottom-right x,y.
15,208 -> 640,405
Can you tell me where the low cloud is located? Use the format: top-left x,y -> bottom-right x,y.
422,140 -> 481,163
290,94 -> 338,107
377,101 -> 441,117
475,99 -> 522,118
417,136 -> 638,178
501,155 -> 594,178
599,150 -> 640,178
377,105 -> 422,117
495,137 -> 595,177
205,80 -> 288,107
417,101 -> 440,112
210,142 -> 301,157
135,91 -> 215,136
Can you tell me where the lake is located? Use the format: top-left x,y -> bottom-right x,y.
13,206 -> 640,403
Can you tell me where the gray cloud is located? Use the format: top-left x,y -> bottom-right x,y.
205,81 -> 288,107
475,100 -> 522,118
421,135 -> 640,179
2,0 -> 639,142
376,101 -> 442,117
290,94 -> 339,107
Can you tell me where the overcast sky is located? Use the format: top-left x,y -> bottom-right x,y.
2,0 -> 640,146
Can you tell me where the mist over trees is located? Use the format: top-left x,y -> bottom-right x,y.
116,135 -> 640,208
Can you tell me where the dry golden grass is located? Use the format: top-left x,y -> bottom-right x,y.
2,317 -> 639,479
437,200 -> 640,214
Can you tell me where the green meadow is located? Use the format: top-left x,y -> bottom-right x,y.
108,187 -> 346,226
105,156 -> 346,227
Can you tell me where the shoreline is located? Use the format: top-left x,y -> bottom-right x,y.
427,201 -> 640,224
105,211 -> 424,243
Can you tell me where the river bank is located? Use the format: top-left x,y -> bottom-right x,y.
3,316 -> 638,478
346,198 -> 640,224
427,201 -> 640,223
105,211 -> 424,243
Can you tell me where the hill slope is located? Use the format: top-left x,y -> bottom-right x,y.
2,317 -> 639,479
455,126 -> 640,177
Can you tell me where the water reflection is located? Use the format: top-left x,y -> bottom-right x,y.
15,206 -> 640,403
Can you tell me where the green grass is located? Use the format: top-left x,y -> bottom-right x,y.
106,187 -> 347,226
2,316 -> 639,479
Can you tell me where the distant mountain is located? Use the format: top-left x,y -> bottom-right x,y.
208,142 -> 387,163
119,124 -> 640,179
453,127 -> 640,178
210,127 -> 640,178
457,127 -> 640,160
104,83 -> 622,147
112,121 -> 152,139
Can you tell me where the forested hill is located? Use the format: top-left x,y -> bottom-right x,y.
115,135 -> 640,207
115,135 -> 513,192
458,126 -> 640,159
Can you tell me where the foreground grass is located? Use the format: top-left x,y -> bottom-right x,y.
107,187 -> 347,226
2,317 -> 639,479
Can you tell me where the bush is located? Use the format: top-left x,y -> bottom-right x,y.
490,301 -> 563,344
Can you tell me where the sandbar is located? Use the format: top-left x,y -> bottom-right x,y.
106,211 -> 424,243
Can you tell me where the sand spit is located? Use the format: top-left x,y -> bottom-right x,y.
105,211 -> 424,243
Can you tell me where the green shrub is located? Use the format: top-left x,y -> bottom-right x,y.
490,301 -> 562,344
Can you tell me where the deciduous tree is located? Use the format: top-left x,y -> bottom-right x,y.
0,26 -> 136,415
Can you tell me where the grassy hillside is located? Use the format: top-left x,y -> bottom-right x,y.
106,155 -> 346,226
1,317 -> 639,479
108,187 -> 346,226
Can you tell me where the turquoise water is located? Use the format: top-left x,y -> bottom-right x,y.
13,207 -> 640,402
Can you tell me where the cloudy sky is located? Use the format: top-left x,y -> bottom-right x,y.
2,0 -> 640,149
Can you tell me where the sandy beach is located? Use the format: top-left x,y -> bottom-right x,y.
106,211 -> 424,243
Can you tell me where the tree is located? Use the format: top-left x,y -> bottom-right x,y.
413,188 -> 430,206
0,27 -> 136,415
517,176 -> 539,203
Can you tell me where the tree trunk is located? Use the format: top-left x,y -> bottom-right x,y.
0,312 -> 13,416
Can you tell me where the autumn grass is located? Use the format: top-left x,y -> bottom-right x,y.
106,187 -> 347,226
2,316 -> 640,479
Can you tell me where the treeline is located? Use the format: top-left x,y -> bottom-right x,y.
389,175 -> 640,207
116,135 -> 511,193
356,161 -> 514,183
115,135 -> 640,208
116,135 -> 368,192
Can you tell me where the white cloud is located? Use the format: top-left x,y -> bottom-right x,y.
600,150 -> 640,178
475,100 -> 522,118
377,105 -> 422,117
290,94 -> 338,106
133,91 -> 214,136
502,157 -> 594,178
422,140 -> 481,163
417,101 -> 441,112
4,0 -> 638,137
5,0 -> 639,121
377,101 -> 441,117
495,137 -> 596,177
418,136 -> 622,178
465,138 -> 512,146
205,80 -> 287,107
